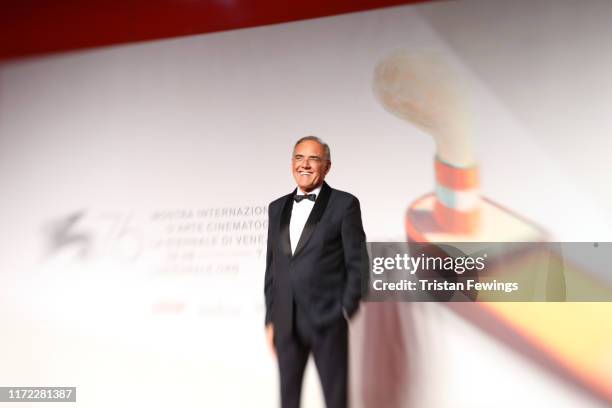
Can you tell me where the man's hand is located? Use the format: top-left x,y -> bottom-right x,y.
266,323 -> 276,357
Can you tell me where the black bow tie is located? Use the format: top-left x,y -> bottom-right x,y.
293,193 -> 316,203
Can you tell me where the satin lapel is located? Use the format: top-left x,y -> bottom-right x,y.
293,182 -> 332,258
279,190 -> 295,260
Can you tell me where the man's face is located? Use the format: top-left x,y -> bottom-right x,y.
292,140 -> 331,193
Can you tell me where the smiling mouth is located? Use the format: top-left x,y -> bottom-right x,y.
299,172 -> 312,176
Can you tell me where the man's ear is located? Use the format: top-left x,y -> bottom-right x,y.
325,161 -> 332,175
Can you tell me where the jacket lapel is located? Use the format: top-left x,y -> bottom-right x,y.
279,189 -> 295,260
293,182 -> 331,258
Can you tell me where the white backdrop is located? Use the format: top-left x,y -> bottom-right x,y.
1,0 -> 611,407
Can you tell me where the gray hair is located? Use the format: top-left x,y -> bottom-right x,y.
293,136 -> 331,161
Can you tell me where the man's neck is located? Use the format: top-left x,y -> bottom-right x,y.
298,184 -> 323,195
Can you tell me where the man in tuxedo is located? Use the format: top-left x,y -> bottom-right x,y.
264,136 -> 367,408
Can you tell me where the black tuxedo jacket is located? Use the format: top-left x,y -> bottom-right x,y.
264,182 -> 368,341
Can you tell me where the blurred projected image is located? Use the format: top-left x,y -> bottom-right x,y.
369,49 -> 612,406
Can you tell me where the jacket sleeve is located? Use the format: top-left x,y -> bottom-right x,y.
263,204 -> 274,325
341,196 -> 367,319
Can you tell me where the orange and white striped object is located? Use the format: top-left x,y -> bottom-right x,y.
433,157 -> 481,234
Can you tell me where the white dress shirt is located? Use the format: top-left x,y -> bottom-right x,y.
289,185 -> 321,254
